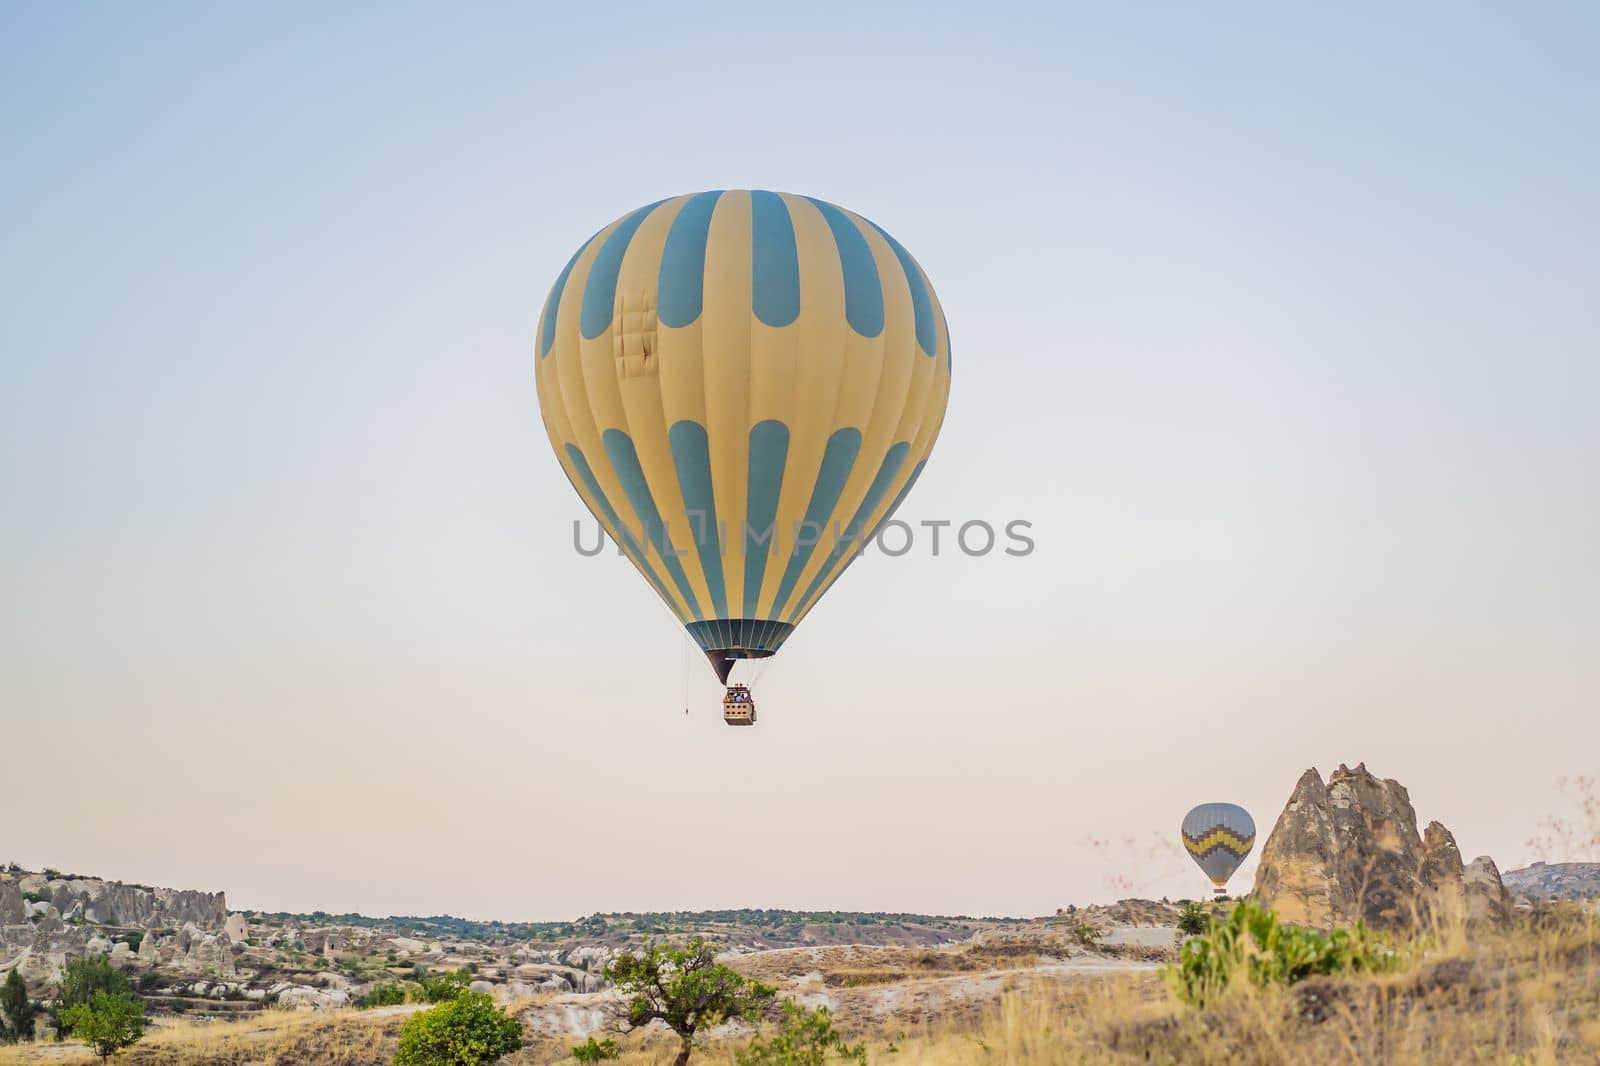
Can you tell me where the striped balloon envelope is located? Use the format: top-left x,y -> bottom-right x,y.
1181,803 -> 1256,896
534,191 -> 952,684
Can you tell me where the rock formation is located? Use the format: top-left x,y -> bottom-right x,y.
42,878 -> 226,929
1252,763 -> 1508,931
1502,862 -> 1600,901
5,872 -> 226,930
1465,856 -> 1511,923
0,880 -> 25,925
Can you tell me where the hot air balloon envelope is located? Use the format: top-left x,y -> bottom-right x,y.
1182,803 -> 1256,894
534,191 -> 952,684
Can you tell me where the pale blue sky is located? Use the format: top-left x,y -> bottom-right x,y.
2,3 -> 1596,919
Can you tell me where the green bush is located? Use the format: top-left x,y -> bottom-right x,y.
1074,923 -> 1101,948
394,991 -> 522,1066
59,991 -> 144,1061
571,1035 -> 621,1061
418,969 -> 473,1003
355,982 -> 409,1009
1166,899 -> 1404,1008
736,1000 -> 865,1066
1177,901 -> 1210,936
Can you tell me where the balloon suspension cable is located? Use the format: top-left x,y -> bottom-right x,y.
683,633 -> 691,715
744,653 -> 779,692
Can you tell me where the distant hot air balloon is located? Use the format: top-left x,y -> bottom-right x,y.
1181,803 -> 1256,897
534,191 -> 951,721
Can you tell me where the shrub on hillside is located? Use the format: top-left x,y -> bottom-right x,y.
394,991 -> 522,1066
571,1035 -> 620,1061
1177,901 -> 1210,936
418,968 -> 473,1003
60,991 -> 144,1061
1167,899 -> 1404,1008
355,982 -> 409,1009
736,1000 -> 866,1066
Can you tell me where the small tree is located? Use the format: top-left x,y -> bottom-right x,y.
394,991 -> 523,1066
603,938 -> 775,1066
571,1035 -> 621,1061
60,992 -> 144,1061
1177,901 -> 1210,936
56,956 -> 134,1013
1,967 -> 35,1042
736,1000 -> 865,1066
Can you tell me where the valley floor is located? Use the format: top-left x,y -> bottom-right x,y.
3,905 -> 1597,1065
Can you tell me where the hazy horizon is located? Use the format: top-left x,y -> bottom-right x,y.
3,3 -> 1596,923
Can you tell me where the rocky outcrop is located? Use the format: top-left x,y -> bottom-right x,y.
1421,821 -> 1467,919
273,984 -> 350,1010
3,872 -> 227,932
1465,857 -> 1511,923
0,881 -> 25,925
1502,862 -> 1600,901
513,963 -> 608,995
1252,763 -> 1508,931
36,878 -> 226,929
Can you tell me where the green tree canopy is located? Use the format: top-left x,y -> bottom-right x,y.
1,968 -> 36,1043
56,956 -> 134,1013
393,991 -> 523,1066
603,938 -> 775,1066
60,991 -> 144,1062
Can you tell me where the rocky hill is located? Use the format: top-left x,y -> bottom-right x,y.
0,863 -> 1046,1022
0,870 -> 224,929
1502,862 -> 1600,901
1251,763 -> 1509,930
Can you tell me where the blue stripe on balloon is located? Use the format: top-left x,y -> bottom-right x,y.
602,428 -> 704,620
581,200 -> 667,340
562,443 -> 675,607
791,441 -> 910,619
668,420 -> 729,618
804,197 -> 883,339
539,231 -> 600,359
751,191 -> 800,328
768,427 -> 863,620
742,419 -> 789,617
658,191 -> 724,328
865,221 -> 936,356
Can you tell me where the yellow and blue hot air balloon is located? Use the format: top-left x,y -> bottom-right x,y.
1181,803 -> 1256,897
533,191 -> 951,697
